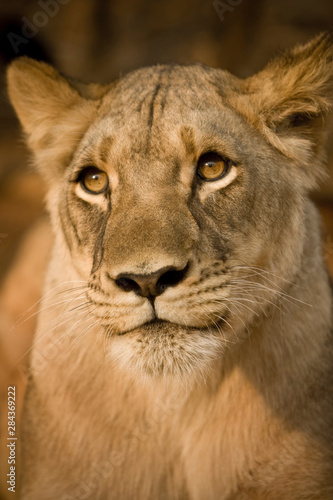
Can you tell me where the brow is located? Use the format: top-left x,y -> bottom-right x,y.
98,135 -> 114,163
180,125 -> 196,156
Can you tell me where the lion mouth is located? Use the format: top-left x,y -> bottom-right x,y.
116,318 -> 170,336
114,316 -> 226,337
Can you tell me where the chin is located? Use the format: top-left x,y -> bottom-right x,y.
106,320 -> 226,385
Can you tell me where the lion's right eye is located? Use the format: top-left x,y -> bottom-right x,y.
79,167 -> 109,194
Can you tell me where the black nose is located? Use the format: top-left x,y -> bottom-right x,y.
115,264 -> 189,298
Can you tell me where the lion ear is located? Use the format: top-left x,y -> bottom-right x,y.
7,57 -> 104,182
7,57 -> 82,136
231,33 -> 333,167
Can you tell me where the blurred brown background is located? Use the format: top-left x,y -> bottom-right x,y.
0,0 -> 333,498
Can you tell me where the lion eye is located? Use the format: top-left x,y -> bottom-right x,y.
79,167 -> 109,194
197,153 -> 230,181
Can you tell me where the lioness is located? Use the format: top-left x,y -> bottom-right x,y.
7,33 -> 333,499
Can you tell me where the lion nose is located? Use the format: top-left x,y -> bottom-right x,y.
115,264 -> 189,298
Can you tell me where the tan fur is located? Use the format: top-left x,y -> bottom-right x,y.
7,33 -> 333,499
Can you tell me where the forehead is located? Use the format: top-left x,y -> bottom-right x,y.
75,65 -> 254,170
106,64 -> 227,114
93,64 -> 237,136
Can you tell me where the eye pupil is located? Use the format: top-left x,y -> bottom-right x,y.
197,152 -> 229,181
79,167 -> 109,194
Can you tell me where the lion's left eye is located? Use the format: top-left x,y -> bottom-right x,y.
197,153 -> 230,181
79,167 -> 109,194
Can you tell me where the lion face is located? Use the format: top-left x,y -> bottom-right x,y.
53,66 -> 305,378
7,34 -> 332,379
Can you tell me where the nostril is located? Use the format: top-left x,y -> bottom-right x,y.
115,277 -> 141,293
114,263 -> 189,298
156,263 -> 189,295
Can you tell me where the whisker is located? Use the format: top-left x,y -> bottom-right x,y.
9,280 -> 88,333
230,279 -> 311,307
14,303 -> 89,366
13,293 -> 87,329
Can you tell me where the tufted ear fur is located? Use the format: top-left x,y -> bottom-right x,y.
6,57 -> 107,184
229,32 -> 333,185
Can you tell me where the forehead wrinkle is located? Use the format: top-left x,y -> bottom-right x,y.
147,66 -> 175,121
147,82 -> 162,131
155,65 -> 174,113
144,67 -> 177,154
136,91 -> 155,113
160,80 -> 171,111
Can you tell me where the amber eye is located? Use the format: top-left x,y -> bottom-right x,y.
79,167 -> 109,194
197,152 -> 230,181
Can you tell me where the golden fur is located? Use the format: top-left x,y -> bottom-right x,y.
7,33 -> 333,499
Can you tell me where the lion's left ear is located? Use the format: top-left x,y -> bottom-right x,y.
230,32 -> 333,172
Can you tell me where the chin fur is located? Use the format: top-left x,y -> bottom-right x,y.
106,321 -> 227,386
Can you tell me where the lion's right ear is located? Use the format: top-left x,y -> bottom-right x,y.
7,58 -> 104,182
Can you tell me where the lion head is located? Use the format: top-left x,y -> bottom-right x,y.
7,33 -> 333,381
